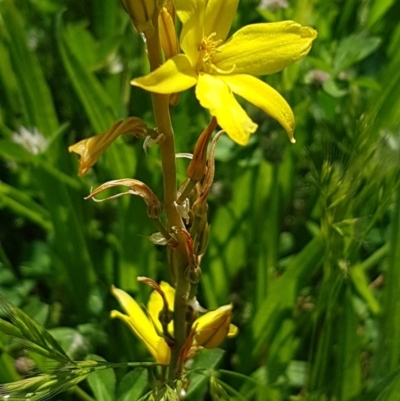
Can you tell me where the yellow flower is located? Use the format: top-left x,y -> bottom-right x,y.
111,282 -> 237,364
146,281 -> 238,349
131,0 -> 317,145
111,285 -> 171,365
194,304 -> 238,349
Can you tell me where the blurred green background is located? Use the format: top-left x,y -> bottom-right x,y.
1,0 -> 400,399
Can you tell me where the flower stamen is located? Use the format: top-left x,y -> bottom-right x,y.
197,32 -> 235,74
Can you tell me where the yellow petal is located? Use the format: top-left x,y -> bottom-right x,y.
159,7 -> 179,60
111,287 -> 160,358
196,73 -> 257,145
131,54 -> 197,94
110,309 -> 169,364
175,0 -> 205,65
155,338 -> 171,365
204,0 -> 239,42
160,281 -> 176,308
228,324 -> 238,337
215,21 -> 317,76
194,304 -> 233,348
220,74 -> 295,142
147,281 -> 175,333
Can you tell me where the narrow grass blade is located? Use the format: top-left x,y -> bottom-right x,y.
0,0 -> 59,137
0,294 -> 72,364
0,181 -> 52,232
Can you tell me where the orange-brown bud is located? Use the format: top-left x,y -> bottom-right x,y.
186,118 -> 217,182
192,130 -> 225,215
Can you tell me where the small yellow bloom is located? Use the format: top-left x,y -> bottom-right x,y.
194,304 -> 238,349
120,0 -> 159,35
110,285 -> 171,365
131,0 -> 317,145
111,282 -> 237,364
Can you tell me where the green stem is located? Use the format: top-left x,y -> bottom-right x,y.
177,179 -> 197,204
71,386 -> 96,401
145,23 -> 190,381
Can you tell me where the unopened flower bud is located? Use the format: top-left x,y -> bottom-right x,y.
158,308 -> 174,327
120,0 -> 159,35
159,7 -> 178,62
185,304 -> 198,325
158,5 -> 179,112
187,118 -> 217,182
195,220 -> 209,256
194,305 -> 238,349
185,266 -> 202,284
192,130 -> 225,215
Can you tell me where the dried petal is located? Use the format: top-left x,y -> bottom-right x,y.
69,117 -> 147,176
85,179 -> 162,219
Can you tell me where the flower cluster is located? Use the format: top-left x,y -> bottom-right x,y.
111,282 -> 238,364
132,0 -> 317,145
68,0 -> 317,387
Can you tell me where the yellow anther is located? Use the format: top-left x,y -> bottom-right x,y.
197,32 -> 235,74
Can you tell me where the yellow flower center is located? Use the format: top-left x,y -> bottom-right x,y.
197,32 -> 235,74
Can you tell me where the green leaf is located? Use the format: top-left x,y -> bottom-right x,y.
367,0 -> 397,27
322,78 -> 348,98
252,235 -> 324,354
56,12 -> 137,180
0,0 -> 59,137
374,184 -> 400,376
333,34 -> 382,74
116,368 -> 148,401
0,181 -> 52,232
65,21 -> 121,72
335,287 -> 362,401
186,349 -> 225,401
56,13 -> 117,134
349,264 -> 380,315
49,327 -> 90,361
359,368 -> 400,401
0,139 -> 33,162
87,356 -> 116,401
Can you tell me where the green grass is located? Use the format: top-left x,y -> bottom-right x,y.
1,0 -> 400,399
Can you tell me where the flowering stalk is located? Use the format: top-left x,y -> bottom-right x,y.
67,0 -> 317,395
144,12 -> 190,380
